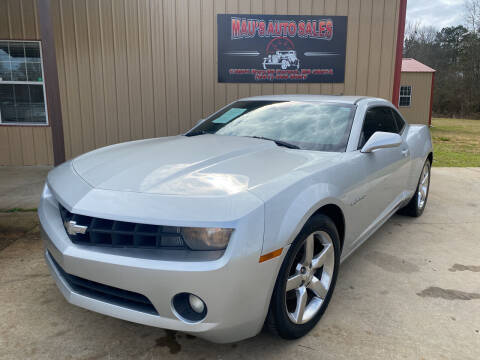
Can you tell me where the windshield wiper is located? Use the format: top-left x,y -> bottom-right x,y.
185,130 -> 210,137
247,136 -> 300,149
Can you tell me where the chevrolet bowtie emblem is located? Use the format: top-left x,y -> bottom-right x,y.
64,220 -> 88,235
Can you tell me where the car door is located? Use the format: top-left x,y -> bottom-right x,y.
391,107 -> 414,193
353,106 -> 410,241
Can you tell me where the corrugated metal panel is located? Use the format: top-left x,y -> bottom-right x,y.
0,0 -> 53,165
2,0 -> 402,164
399,72 -> 433,126
379,0 -> 398,101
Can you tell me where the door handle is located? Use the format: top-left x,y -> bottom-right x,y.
401,148 -> 410,157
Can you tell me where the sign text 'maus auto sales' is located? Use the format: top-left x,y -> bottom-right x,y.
231,17 -> 334,40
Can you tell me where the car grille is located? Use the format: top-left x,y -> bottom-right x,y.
48,252 -> 158,315
59,204 -> 186,249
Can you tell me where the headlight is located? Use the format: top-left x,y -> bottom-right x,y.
181,227 -> 233,251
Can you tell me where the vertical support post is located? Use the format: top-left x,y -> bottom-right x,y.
429,72 -> 435,126
392,0 -> 408,108
37,0 -> 65,165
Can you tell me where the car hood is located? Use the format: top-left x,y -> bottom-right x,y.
72,134 -> 340,197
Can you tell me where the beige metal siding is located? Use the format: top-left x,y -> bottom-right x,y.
2,0 -> 402,164
0,0 -> 53,165
399,72 -> 433,125
51,0 -> 401,160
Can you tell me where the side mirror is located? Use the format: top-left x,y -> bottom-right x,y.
361,131 -> 402,153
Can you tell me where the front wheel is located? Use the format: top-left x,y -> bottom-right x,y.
266,214 -> 340,339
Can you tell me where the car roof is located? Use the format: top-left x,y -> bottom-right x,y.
238,94 -> 390,105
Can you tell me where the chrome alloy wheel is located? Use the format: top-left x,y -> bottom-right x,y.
285,231 -> 335,325
417,162 -> 430,209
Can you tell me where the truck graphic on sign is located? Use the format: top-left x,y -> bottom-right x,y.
262,50 -> 300,70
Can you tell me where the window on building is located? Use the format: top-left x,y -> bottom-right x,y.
399,85 -> 412,107
0,41 -> 47,125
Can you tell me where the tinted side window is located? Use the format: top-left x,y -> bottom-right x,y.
358,107 -> 398,148
391,109 -> 406,133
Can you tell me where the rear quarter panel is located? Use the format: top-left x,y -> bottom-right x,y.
405,125 -> 433,191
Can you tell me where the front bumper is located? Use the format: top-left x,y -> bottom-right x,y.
39,183 -> 286,343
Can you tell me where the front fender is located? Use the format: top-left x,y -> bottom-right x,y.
260,182 -> 347,256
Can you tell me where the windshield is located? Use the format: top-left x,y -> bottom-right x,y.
186,101 -> 355,152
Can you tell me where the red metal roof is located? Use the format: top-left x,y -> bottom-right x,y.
401,58 -> 436,73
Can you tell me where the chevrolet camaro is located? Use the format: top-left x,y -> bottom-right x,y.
39,95 -> 433,343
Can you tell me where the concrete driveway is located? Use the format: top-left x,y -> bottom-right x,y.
1,167 -> 479,359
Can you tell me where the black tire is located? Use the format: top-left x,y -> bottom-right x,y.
398,158 -> 431,217
266,214 -> 341,339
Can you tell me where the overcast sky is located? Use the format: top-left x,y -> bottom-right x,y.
407,0 -> 466,29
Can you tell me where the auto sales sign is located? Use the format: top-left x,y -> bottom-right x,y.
218,14 -> 347,83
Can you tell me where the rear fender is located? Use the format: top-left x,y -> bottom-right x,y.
405,125 -> 433,190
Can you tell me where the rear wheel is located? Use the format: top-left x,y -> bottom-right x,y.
399,159 -> 431,217
266,214 -> 340,339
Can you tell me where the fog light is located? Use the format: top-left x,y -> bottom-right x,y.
172,292 -> 207,323
189,294 -> 205,313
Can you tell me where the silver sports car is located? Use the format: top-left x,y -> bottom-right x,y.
39,95 -> 433,343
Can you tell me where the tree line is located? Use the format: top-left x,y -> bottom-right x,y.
404,0 -> 480,118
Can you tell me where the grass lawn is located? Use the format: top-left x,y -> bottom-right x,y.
430,117 -> 480,167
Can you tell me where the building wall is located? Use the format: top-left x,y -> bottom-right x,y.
1,0 -> 402,165
399,72 -> 433,126
0,0 -> 54,166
